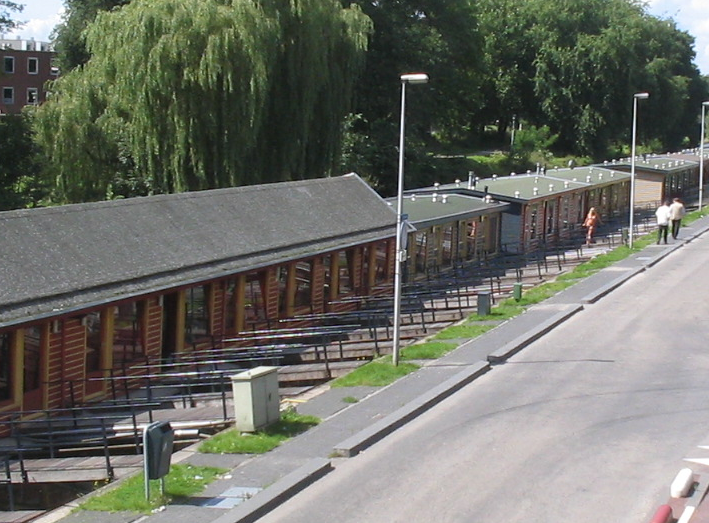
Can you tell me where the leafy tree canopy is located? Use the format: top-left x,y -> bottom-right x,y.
35,0 -> 372,202
476,0 -> 707,158
0,1 -> 23,33
0,112 -> 47,210
52,0 -> 130,72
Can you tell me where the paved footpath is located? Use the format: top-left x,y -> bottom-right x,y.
36,216 -> 709,523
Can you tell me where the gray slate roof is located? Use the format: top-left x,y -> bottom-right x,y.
0,174 -> 395,328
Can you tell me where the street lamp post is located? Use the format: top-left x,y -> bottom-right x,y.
393,72 -> 428,367
699,101 -> 709,211
628,92 -> 649,248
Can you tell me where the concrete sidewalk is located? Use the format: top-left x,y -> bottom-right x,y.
38,216 -> 709,523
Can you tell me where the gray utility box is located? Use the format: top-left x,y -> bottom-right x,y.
477,291 -> 491,316
231,366 -> 280,432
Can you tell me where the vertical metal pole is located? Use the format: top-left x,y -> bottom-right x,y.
700,103 -> 707,211
144,425 -> 150,501
629,96 -> 639,248
392,81 -> 407,367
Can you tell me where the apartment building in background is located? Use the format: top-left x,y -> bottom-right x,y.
0,38 -> 57,115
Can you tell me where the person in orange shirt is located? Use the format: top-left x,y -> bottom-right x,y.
583,207 -> 602,246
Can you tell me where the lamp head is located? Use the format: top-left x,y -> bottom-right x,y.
401,73 -> 429,85
634,92 -> 650,100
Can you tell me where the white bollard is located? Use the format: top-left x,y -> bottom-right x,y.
670,468 -> 694,498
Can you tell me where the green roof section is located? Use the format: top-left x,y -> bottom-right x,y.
412,165 -> 629,202
387,193 -> 509,229
601,153 -> 698,172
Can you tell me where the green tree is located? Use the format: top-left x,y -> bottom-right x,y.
509,125 -> 558,167
34,0 -> 371,202
343,0 -> 484,194
477,0 -> 707,158
0,112 -> 47,210
52,0 -> 130,73
0,1 -> 23,33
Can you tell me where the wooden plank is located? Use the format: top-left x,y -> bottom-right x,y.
21,468 -> 109,484
6,455 -> 141,484
0,510 -> 45,523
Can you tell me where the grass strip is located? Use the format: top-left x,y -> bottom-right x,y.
330,359 -> 419,388
433,324 -> 496,341
199,410 -> 320,454
78,463 -> 226,513
400,341 -> 458,358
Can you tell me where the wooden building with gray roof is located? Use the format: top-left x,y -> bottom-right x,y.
390,193 -> 509,278
0,174 -> 396,422
599,154 -> 699,206
409,166 -> 631,252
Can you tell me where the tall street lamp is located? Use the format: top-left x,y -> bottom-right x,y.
628,92 -> 649,248
699,101 -> 709,211
393,72 -> 428,367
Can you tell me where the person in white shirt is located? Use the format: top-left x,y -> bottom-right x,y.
669,197 -> 686,239
655,200 -> 671,244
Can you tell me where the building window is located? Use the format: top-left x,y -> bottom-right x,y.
466,219 -> 479,259
28,57 -> 38,74
245,272 -> 266,323
23,326 -> 42,393
375,242 -> 389,284
3,56 -> 14,74
441,224 -> 454,266
415,231 -> 428,274
27,87 -> 38,105
294,261 -> 313,309
185,285 -> 210,346
529,204 -> 539,240
224,279 -> 237,332
545,200 -> 556,235
85,311 -> 103,373
0,332 -> 12,401
2,87 -> 13,105
277,266 -> 288,315
113,302 -> 145,364
322,255 -> 332,308
561,196 -> 571,230
338,250 -> 353,295
361,246 -> 371,291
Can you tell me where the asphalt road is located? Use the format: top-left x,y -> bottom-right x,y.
258,235 -> 709,523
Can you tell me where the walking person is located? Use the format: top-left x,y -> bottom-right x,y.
583,207 -> 602,246
669,197 -> 686,239
656,200 -> 671,244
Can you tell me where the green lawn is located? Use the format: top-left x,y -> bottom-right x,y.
330,359 -> 419,387
78,464 -> 227,513
199,410 -> 320,454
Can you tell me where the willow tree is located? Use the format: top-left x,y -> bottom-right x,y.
34,0 -> 371,202
0,1 -> 23,33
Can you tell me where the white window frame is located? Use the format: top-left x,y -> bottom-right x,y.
28,57 -> 38,75
27,87 -> 38,105
2,87 -> 14,105
3,56 -> 14,74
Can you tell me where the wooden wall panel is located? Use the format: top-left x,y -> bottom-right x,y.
212,282 -> 225,338
145,297 -> 163,363
311,257 -> 325,315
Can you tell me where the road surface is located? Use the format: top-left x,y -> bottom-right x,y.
260,235 -> 709,523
